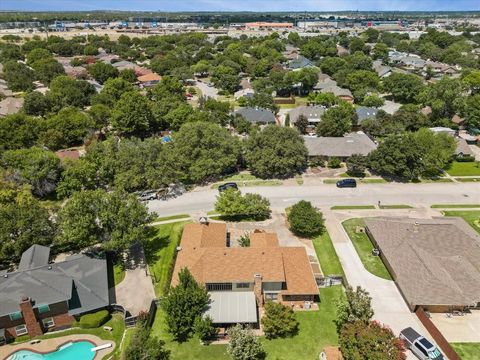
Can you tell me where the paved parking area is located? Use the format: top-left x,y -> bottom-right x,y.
430,310 -> 480,342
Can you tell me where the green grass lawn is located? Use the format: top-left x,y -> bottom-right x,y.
431,204 -> 480,208
443,210 -> 480,234
312,232 -> 345,277
342,219 -> 392,280
450,343 -> 480,360
445,161 -> 480,176
16,314 -> 125,360
151,286 -> 343,360
113,263 -> 125,286
144,222 -> 189,296
331,205 -> 375,210
379,205 -> 413,209
152,214 -> 190,222
455,177 -> 480,182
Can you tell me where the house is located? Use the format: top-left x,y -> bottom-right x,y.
303,132 -> 377,160
458,131 -> 478,145
111,60 -> 136,71
234,88 -> 255,100
0,97 -> 24,117
137,73 -> 162,87
336,45 -> 349,57
356,107 -> 378,123
283,45 -> 300,60
372,60 -> 392,78
451,114 -> 465,127
288,105 -> 325,128
234,107 -> 276,125
0,79 -> 13,97
319,84 -> 354,103
313,73 -> 337,91
171,222 -> 319,326
286,55 -> 314,71
239,79 -> 252,90
55,147 -> 85,161
425,61 -> 457,75
365,217 -> 480,312
64,65 -> 87,78
0,245 -> 109,341
428,127 -> 456,136
455,138 -> 474,158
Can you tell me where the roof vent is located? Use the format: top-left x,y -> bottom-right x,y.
176,246 -> 182,251
254,273 -> 262,279
48,265 -> 52,270
199,216 -> 208,225
3,274 -> 7,278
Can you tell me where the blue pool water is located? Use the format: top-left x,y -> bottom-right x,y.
8,341 -> 95,360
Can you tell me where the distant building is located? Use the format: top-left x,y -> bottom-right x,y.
245,22 -> 293,30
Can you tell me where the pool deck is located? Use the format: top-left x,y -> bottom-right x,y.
0,334 -> 115,360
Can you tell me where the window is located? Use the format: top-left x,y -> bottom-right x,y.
9,311 -> 22,321
15,324 -> 28,336
236,283 -> 250,289
42,317 -> 55,328
264,292 -> 279,300
206,283 -> 232,291
414,343 -> 428,357
37,304 -> 50,314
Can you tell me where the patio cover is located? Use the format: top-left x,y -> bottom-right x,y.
205,291 -> 257,324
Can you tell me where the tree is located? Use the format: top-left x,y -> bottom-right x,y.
88,62 -> 119,84
463,94 -> 480,129
55,190 -> 153,251
56,159 -> 97,199
227,325 -> 265,360
40,106 -> 95,150
246,92 -> 279,114
88,103 -> 111,129
47,76 -> 96,110
26,48 -> 52,65
316,103 -> 356,137
231,114 -> 252,134
125,322 -> 170,360
92,77 -> 135,107
215,189 -> 271,221
383,73 -> 424,104
287,200 -> 324,238
111,91 -> 154,137
372,43 -> 389,60
245,126 -> 308,179
3,60 -> 35,91
194,315 -> 217,342
162,268 -> 210,342
463,70 -> 480,94
0,186 -> 55,265
262,301 -> 299,340
392,104 -> 429,131
339,320 -> 406,360
23,91 -> 51,116
119,68 -> 137,83
83,44 -> 99,56
336,286 -> 374,331
0,113 -> 41,151
174,122 -> 240,184
31,58 -> 65,85
346,154 -> 368,177
311,92 -> 338,107
416,77 -> 465,119
1,147 -> 61,197
362,94 -> 384,108
345,70 -> 380,100
349,37 -> 365,53
320,57 -> 347,76
295,114 -> 309,134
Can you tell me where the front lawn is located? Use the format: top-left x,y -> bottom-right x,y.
113,263 -> 125,286
331,205 -> 375,210
151,286 -> 343,360
152,214 -> 190,222
443,210 -> 480,234
379,204 -> 413,209
342,218 -> 392,280
450,343 -> 480,360
312,231 -> 345,277
445,161 -> 480,176
431,204 -> 480,208
144,221 -> 189,296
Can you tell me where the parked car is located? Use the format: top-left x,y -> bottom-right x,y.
218,182 -> 238,192
336,179 -> 357,188
138,190 -> 157,201
399,327 -> 444,360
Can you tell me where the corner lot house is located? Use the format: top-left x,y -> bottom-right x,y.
171,222 -> 318,327
365,217 -> 480,313
0,245 -> 109,341
303,132 -> 377,160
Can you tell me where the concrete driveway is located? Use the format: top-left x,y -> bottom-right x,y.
430,310 -> 480,342
195,80 -> 218,99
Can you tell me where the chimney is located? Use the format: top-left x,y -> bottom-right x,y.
19,297 -> 43,337
199,216 -> 208,225
254,274 -> 263,307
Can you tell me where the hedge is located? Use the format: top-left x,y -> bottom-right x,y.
79,310 -> 110,329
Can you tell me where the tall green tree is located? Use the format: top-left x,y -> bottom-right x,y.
316,102 -> 356,137
46,76 -> 96,110
124,322 -> 170,360
261,301 -> 299,339
287,200 -> 324,238
336,286 -> 374,331
0,113 -> 41,151
31,58 -> 65,85
227,325 -> 265,360
383,73 -> 424,104
88,62 -> 119,84
111,91 -> 154,137
245,126 -> 308,178
215,189 -> 271,221
3,60 -> 35,91
162,268 -> 210,342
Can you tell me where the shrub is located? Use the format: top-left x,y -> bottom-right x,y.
239,233 -> 251,247
456,155 -> 475,162
78,310 -> 110,329
215,189 -> 271,221
287,200 -> 325,238
261,302 -> 299,339
328,157 -> 342,168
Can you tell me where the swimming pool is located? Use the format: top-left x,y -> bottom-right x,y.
8,341 -> 95,360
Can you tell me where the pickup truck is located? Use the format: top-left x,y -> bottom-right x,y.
399,327 -> 444,360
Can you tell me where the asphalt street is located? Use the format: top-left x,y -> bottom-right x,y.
148,182 -> 480,216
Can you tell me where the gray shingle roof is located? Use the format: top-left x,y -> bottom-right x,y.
303,132 -> 377,157
365,217 -> 480,308
319,84 -> 353,98
0,247 -> 109,316
287,55 -> 313,70
18,244 -> 50,271
289,105 -> 325,124
356,107 -> 378,122
235,107 -> 276,124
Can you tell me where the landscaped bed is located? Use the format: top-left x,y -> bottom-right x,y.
445,161 -> 480,176
342,218 -> 392,280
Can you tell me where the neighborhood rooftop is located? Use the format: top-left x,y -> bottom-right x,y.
303,132 -> 378,158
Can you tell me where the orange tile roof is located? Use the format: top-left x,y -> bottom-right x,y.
137,72 -> 162,82
171,223 -> 318,296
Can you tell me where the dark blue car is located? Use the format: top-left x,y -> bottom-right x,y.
336,179 -> 357,188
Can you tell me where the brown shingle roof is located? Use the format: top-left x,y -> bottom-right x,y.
171,224 -> 318,295
365,217 -> 480,308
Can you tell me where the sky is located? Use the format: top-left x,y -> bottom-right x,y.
1,0 -> 479,12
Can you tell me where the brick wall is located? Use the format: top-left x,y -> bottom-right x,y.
415,308 -> 462,360
19,298 -> 43,337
